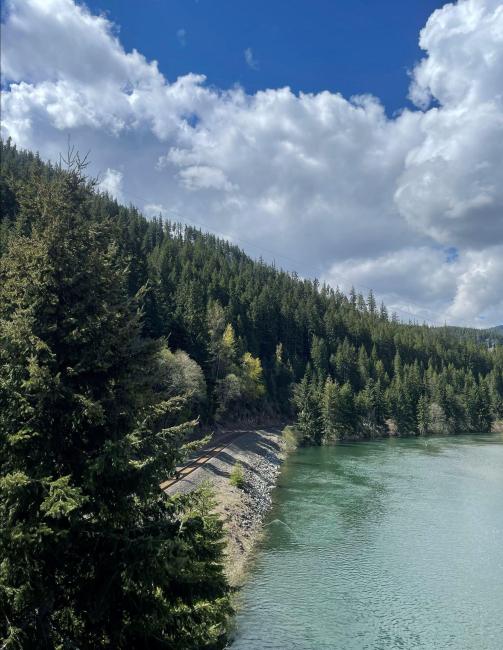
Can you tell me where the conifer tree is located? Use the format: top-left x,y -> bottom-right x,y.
0,160 -> 230,648
310,335 -> 329,380
417,394 -> 430,435
334,382 -> 359,438
356,378 -> 386,435
271,342 -> 294,410
367,289 -> 377,315
321,377 -> 339,440
293,370 -> 323,444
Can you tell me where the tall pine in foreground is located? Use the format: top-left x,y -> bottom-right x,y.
0,158 -> 230,648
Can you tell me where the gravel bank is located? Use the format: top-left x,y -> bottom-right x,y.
166,427 -> 285,586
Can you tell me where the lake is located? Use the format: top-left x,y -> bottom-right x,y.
230,434 -> 503,649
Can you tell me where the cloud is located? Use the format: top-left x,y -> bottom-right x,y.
244,47 -> 259,70
98,167 -> 124,202
446,245 -> 503,326
324,245 -> 503,327
144,203 -> 166,218
177,165 -> 237,192
398,0 -> 503,251
177,28 -> 186,47
408,0 -> 503,110
1,0 -> 502,327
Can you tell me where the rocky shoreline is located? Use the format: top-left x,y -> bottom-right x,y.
221,434 -> 285,585
165,426 -> 287,586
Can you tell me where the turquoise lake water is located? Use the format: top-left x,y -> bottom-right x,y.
230,434 -> 503,649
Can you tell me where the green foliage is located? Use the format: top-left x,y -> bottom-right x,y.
282,425 -> 301,451
311,335 -> 329,380
416,394 -> 430,435
240,352 -> 265,402
229,463 -> 245,489
0,154 -> 230,648
216,373 -> 242,418
292,371 -> 323,445
157,346 -> 207,419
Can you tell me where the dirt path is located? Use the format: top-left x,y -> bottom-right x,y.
164,427 -> 285,586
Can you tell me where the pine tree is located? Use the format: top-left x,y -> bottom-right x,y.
335,382 -> 359,438
0,161 -> 230,648
349,286 -> 357,309
357,345 -> 370,388
311,335 -> 329,380
417,394 -> 430,435
293,370 -> 323,444
321,377 -> 339,440
271,342 -> 294,410
367,289 -> 377,315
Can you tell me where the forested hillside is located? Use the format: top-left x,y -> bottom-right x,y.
2,138 -> 502,442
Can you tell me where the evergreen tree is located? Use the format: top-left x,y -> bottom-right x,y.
332,338 -> 357,386
321,377 -> 339,440
293,371 -> 323,444
367,289 -> 377,315
417,394 -> 430,435
356,379 -> 386,436
310,335 -> 329,380
271,342 -> 294,411
357,345 -> 371,388
0,161 -> 230,648
334,382 -> 359,438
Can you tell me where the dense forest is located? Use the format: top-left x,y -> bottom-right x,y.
2,140 -> 501,442
1,138 -> 502,647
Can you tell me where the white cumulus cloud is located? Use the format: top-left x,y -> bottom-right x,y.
1,0 -> 502,327
98,168 -> 124,202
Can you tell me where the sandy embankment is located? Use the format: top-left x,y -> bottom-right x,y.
165,427 -> 286,586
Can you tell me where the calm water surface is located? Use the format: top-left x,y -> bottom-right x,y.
231,434 -> 503,649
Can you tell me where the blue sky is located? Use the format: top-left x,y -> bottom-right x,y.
85,0 -> 445,114
2,0 -> 502,326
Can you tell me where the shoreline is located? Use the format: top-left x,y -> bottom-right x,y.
165,425 -> 289,587
168,422 -> 501,586
222,430 -> 286,587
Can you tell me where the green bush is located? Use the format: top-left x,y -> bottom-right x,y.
229,462 -> 245,489
282,425 -> 301,451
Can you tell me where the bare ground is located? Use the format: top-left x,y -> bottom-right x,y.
165,427 -> 286,586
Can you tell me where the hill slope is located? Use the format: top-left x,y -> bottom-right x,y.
1,138 -> 502,439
